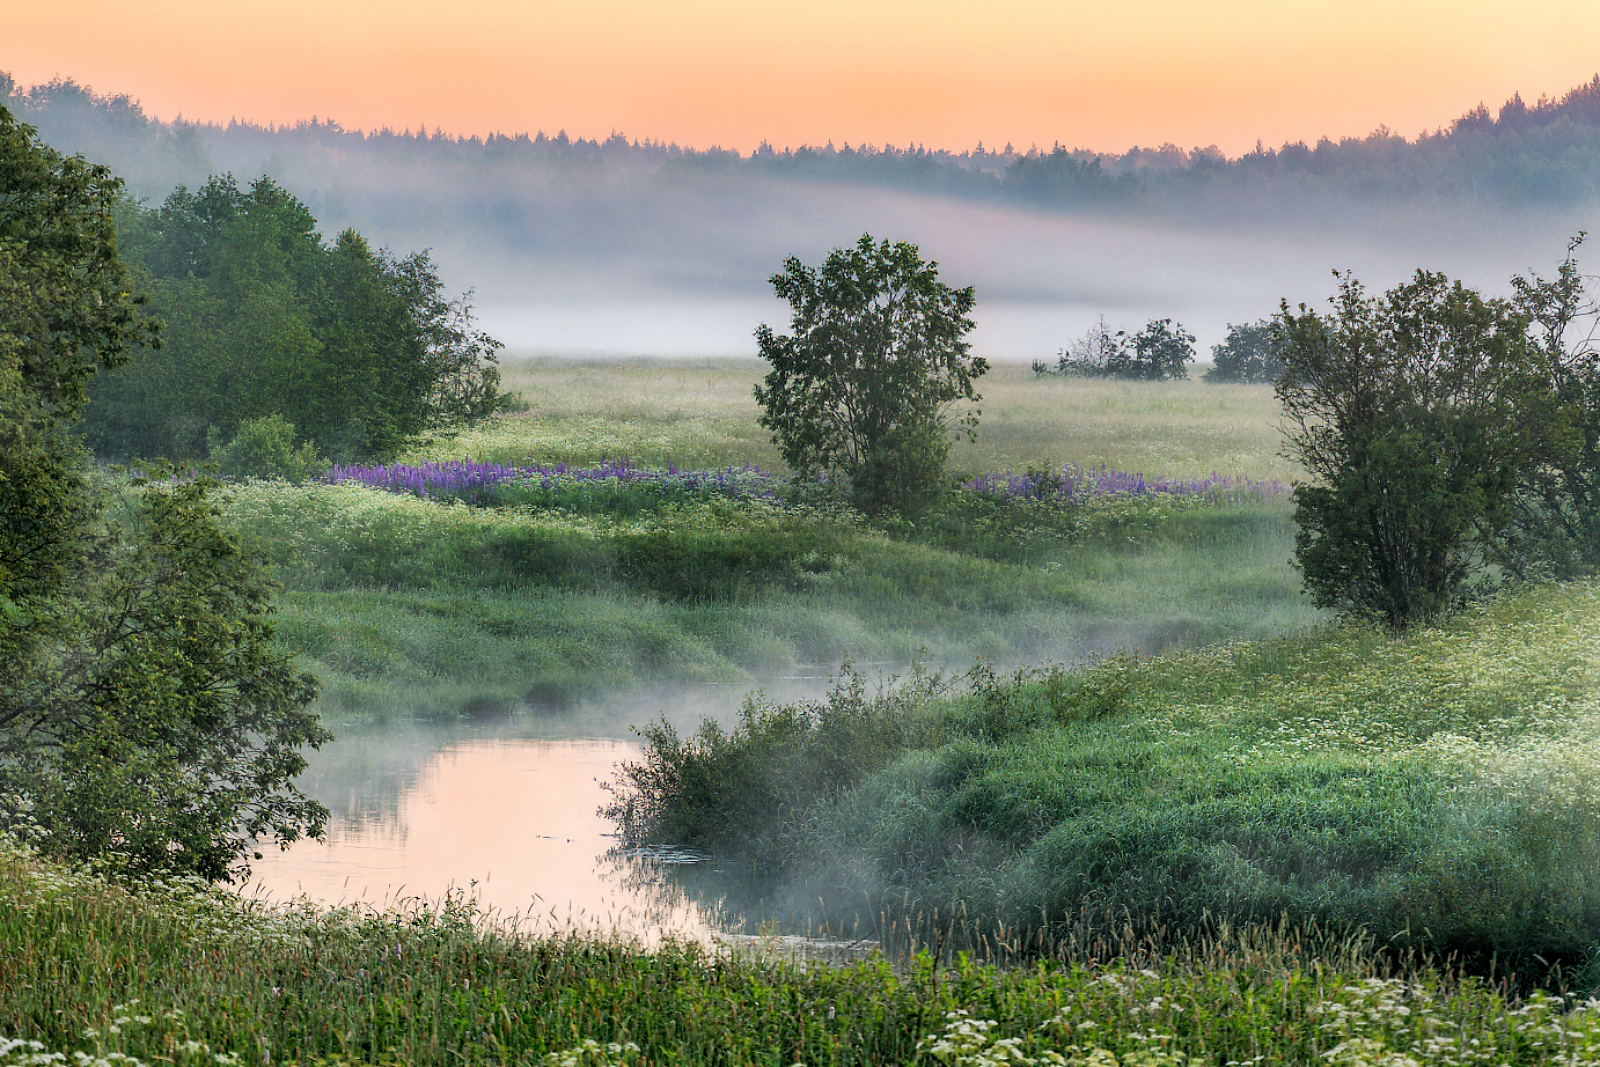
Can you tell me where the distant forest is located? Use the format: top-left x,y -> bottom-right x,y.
8,72 -> 1600,214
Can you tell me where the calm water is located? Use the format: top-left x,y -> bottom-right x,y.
245,716 -> 719,940
244,680 -> 835,940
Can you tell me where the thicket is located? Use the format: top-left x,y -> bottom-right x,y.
1036,319 -> 1195,381
82,175 -> 503,463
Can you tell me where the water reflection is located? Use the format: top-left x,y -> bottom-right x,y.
246,718 -> 718,941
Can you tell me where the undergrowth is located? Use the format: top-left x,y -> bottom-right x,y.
607,580 -> 1600,983
3,837 -> 1600,1067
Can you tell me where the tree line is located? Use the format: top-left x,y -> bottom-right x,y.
12,71 -> 1600,212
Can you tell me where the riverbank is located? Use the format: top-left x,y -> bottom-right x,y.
3,837 -> 1598,1067
610,578 -> 1600,985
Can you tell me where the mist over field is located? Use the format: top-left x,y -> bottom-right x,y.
7,73 -> 1598,359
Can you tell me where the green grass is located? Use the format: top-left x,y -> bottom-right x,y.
222,479 -> 1312,720
419,358 -> 1297,482
3,838 -> 1599,1067
608,579 -> 1600,981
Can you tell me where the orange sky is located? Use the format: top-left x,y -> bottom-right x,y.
7,0 -> 1600,155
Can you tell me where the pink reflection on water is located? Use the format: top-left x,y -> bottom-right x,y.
246,737 -> 717,942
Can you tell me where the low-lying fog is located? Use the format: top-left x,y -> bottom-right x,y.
378,186 -> 1591,360
246,678 -> 836,937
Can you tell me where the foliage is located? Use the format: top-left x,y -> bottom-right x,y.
611,579 -> 1600,979
754,233 -> 986,513
1275,270 -> 1558,627
1203,318 -> 1284,383
0,104 -> 329,881
1128,318 -> 1196,380
603,663 -> 950,864
209,414 -> 326,483
82,175 -> 503,462
1497,235 -> 1600,580
1048,318 -> 1194,381
6,836 -> 1600,1067
224,467 -> 1308,719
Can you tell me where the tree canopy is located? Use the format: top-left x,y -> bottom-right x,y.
82,175 -> 503,463
754,234 -> 984,513
0,104 -> 329,879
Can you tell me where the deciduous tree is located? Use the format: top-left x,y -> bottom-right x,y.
754,234 -> 985,513
0,104 -> 329,879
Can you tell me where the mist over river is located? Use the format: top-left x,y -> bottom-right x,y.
244,680 -> 830,940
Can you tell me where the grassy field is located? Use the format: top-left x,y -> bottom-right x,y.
3,837 -> 1599,1067
416,358 -> 1298,482
227,362 -> 1312,721
611,579 -> 1600,984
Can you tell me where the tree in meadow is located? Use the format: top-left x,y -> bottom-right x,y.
754,234 -> 985,514
1277,269 -> 1560,627
1204,318 -> 1284,383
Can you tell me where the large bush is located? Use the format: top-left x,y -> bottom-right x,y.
1276,270 -> 1559,627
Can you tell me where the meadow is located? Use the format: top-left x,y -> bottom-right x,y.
3,837 -> 1599,1067
234,359 -> 1311,720
8,357 -> 1600,1065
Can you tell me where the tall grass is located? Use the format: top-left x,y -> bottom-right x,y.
221,480 -> 1313,719
418,359 -> 1296,482
2,838 -> 1598,1067
608,580 -> 1600,982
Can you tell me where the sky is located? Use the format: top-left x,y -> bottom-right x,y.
8,0 -> 1600,155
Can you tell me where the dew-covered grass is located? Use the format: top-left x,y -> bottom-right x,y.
416,358 -> 1295,483
2,837 -> 1598,1067
609,580 -> 1600,983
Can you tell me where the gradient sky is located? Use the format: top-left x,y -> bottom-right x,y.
8,0 -> 1600,155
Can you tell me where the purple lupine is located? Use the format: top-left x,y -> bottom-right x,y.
964,463 -> 1286,503
327,457 -> 782,504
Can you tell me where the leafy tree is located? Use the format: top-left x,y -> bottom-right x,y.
1276,270 -> 1559,627
1130,318 -> 1196,380
1492,236 -> 1600,579
0,104 -> 329,879
1052,316 -> 1193,379
753,234 -> 985,514
1204,318 -> 1284,383
82,175 -> 503,462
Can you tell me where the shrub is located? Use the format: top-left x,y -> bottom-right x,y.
209,414 -> 325,482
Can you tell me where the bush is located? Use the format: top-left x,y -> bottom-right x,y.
209,414 -> 325,482
1203,318 -> 1284,383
